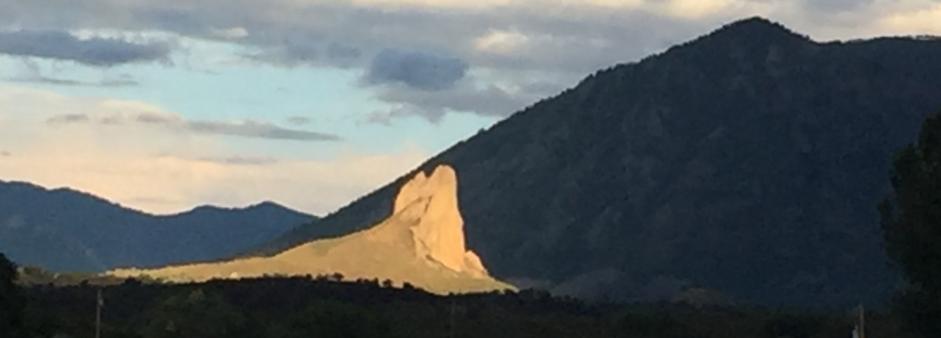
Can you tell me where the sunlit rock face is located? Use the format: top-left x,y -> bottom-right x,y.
394,165 -> 487,277
109,165 -> 511,294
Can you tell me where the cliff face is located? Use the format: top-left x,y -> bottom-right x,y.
110,165 -> 510,295
392,166 -> 488,277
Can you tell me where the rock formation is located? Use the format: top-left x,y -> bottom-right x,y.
393,166 -> 488,278
109,165 -> 511,294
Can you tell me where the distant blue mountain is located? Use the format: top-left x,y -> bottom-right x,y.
0,180 -> 316,272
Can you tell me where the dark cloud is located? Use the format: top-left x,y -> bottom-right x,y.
388,85 -> 528,117
187,120 -> 339,141
45,112 -> 340,142
0,151 -> 10,157
366,76 -> 567,124
46,113 -> 91,125
0,0 -> 912,122
135,112 -> 178,124
242,36 -> 361,67
286,116 -> 311,125
7,74 -> 139,87
0,1 -> 892,74
364,49 -> 468,91
7,59 -> 140,87
0,30 -> 170,66
0,2 -> 713,96
99,77 -> 140,87
800,0 -> 875,11
366,86 -> 529,124
325,43 -> 362,61
197,156 -> 279,166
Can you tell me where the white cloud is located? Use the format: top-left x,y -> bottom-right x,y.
474,29 -> 530,55
210,27 -> 249,40
654,0 -> 740,19
879,2 -> 941,35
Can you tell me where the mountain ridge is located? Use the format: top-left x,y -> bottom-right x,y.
256,17 -> 941,307
0,179 -> 304,218
0,179 -> 317,272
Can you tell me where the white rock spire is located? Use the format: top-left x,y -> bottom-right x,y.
392,165 -> 487,277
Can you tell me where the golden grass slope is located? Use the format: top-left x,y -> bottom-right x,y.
109,165 -> 513,295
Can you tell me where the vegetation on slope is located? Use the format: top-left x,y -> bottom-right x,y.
14,276 -> 917,338
881,112 -> 941,337
260,17 -> 941,307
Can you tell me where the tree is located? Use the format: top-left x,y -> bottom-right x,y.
140,288 -> 245,338
881,113 -> 941,336
0,253 -> 25,337
278,300 -> 397,338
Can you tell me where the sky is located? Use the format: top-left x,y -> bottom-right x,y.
0,0 -> 939,216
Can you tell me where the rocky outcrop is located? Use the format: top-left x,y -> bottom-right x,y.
392,165 -> 488,277
109,165 -> 511,294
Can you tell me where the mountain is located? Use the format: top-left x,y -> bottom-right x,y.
111,165 -> 512,295
0,180 -> 315,272
258,18 -> 941,307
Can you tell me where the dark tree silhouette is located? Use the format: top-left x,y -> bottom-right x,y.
881,113 -> 941,337
0,253 -> 24,337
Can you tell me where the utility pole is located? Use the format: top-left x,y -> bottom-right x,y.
858,305 -> 866,338
95,288 -> 103,338
852,304 -> 866,338
448,299 -> 455,338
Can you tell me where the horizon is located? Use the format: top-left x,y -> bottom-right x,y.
5,2 -> 941,335
2,1 -> 940,216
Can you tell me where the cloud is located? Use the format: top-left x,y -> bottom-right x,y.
0,1 -> 932,72
0,85 -> 424,214
364,49 -> 468,91
8,75 -> 139,87
46,114 -> 91,125
879,3 -> 941,35
0,0 -> 938,123
6,59 -> 140,87
0,30 -> 171,66
8,71 -> 139,87
368,81 -> 539,122
364,68 -> 570,122
286,116 -> 312,125
209,27 -> 249,40
474,29 -> 531,55
46,109 -> 340,142
0,144 -> 427,215
187,120 -> 339,141
197,156 -> 279,166
800,0 -> 875,12
0,151 -> 10,157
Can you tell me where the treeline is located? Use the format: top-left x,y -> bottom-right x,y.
5,273 -> 915,338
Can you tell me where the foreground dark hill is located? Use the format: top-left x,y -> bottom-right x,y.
18,276 -> 911,338
0,180 -> 315,272
262,18 -> 941,307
